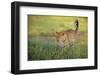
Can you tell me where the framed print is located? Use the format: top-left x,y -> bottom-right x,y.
11,1 -> 98,74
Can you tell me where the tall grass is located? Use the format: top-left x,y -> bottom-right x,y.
28,36 -> 88,60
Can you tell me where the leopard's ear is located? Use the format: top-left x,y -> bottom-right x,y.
62,32 -> 65,35
56,32 -> 59,35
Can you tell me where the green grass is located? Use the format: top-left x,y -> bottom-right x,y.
28,35 -> 88,60
28,15 -> 88,60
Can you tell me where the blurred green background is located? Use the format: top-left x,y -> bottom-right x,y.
28,15 -> 88,36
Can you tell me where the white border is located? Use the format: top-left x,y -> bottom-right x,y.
20,6 -> 94,70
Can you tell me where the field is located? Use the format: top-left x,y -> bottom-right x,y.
28,15 -> 88,61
